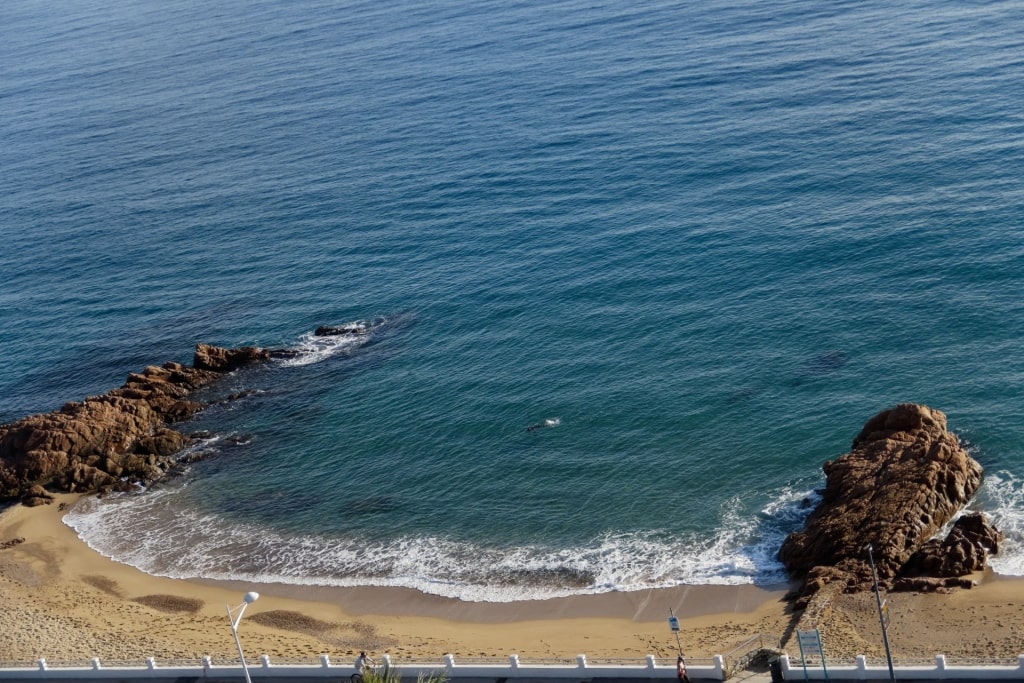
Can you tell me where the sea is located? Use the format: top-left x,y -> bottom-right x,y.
2,0 -> 1024,603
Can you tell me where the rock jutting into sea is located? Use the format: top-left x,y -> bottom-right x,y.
0,343 -> 271,505
314,325 -> 366,337
779,403 -> 1002,607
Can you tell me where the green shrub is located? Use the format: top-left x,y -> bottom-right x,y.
362,664 -> 447,683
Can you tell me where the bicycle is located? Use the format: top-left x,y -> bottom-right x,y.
351,663 -> 377,683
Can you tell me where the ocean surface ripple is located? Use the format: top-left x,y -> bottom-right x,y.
4,0 -> 1024,601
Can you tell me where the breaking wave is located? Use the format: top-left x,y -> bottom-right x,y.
977,471 -> 1024,576
63,482 -> 809,602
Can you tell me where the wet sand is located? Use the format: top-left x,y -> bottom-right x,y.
1,494 -> 1021,665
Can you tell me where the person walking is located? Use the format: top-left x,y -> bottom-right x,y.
677,654 -> 691,683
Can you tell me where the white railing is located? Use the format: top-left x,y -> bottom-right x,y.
723,632 -> 780,676
9,652 -> 1024,680
0,653 -> 727,680
780,653 -> 1024,680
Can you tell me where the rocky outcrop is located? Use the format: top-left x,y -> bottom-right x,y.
0,343 -> 269,503
779,404 -> 989,605
193,345 -> 271,372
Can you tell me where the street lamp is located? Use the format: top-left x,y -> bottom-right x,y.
865,546 -> 895,682
226,591 -> 260,683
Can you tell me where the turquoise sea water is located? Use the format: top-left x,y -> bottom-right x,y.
3,0 -> 1024,601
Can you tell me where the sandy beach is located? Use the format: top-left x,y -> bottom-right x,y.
2,494 -> 1023,665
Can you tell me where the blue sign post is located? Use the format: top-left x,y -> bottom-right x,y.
668,609 -> 682,657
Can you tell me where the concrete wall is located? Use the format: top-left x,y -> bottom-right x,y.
10,652 -> 1024,681
780,653 -> 1024,681
0,654 -> 726,682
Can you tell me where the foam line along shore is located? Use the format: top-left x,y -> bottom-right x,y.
5,494 -> 1024,663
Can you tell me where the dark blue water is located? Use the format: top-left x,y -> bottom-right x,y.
3,0 -> 1024,601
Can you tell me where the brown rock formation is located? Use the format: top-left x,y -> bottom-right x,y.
779,404 -> 986,603
193,344 -> 271,372
21,485 -> 55,507
0,343 -> 270,503
898,512 -> 1002,581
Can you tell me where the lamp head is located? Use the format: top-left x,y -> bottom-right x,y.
243,591 -> 260,604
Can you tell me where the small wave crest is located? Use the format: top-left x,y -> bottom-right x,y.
64,482 -> 813,602
526,417 -> 561,432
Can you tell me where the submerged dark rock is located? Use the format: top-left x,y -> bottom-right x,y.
779,403 -> 989,605
0,343 -> 272,504
314,325 -> 366,337
808,350 -> 847,374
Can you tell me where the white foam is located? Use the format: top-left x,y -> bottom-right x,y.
64,481 -> 814,602
278,321 -> 373,367
977,471 -> 1024,576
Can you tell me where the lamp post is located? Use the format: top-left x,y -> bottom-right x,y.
226,591 -> 260,683
865,546 -> 895,682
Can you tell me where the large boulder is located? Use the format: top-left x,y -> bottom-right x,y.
779,404 -> 986,600
0,344 -> 270,502
898,512 -> 1002,580
21,484 -> 55,507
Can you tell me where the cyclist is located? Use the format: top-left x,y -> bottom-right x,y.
354,651 -> 375,680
